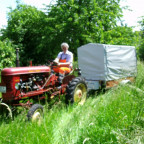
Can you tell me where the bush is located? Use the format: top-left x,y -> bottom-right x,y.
0,39 -> 16,70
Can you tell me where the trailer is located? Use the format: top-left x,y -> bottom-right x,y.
78,43 -> 137,90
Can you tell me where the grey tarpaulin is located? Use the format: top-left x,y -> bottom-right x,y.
77,43 -> 137,82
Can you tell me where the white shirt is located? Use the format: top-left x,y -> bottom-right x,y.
57,50 -> 73,67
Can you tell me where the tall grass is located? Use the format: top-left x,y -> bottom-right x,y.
0,62 -> 144,144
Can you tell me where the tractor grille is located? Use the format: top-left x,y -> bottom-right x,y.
6,83 -> 13,91
2,76 -> 13,91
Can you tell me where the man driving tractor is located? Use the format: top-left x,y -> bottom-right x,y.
53,42 -> 73,84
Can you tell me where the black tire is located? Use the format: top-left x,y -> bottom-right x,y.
65,77 -> 87,105
27,104 -> 43,123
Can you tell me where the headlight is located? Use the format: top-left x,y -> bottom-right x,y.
15,83 -> 20,90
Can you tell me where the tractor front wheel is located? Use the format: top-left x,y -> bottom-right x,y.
27,104 -> 43,124
66,77 -> 87,105
0,102 -> 12,119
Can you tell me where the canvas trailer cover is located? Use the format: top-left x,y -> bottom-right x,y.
77,43 -> 137,90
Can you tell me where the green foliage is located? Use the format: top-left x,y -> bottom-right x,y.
1,4 -> 47,65
0,61 -> 144,144
138,17 -> 144,60
104,26 -> 138,46
0,39 -> 16,70
0,0 -> 139,65
46,0 -> 123,55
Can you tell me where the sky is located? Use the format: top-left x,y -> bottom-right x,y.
120,0 -> 144,30
0,0 -> 144,31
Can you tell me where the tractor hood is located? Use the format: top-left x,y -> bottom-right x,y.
1,66 -> 51,76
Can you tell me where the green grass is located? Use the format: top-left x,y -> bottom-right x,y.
0,62 -> 144,144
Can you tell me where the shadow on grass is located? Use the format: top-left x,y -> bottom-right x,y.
88,88 -> 106,98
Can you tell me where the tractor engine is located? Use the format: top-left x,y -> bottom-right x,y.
16,73 -> 45,92
0,66 -> 52,102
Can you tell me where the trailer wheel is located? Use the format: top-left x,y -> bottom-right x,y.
27,104 -> 43,123
66,77 -> 87,105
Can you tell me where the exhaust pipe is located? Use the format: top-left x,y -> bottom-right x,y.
16,48 -> 20,67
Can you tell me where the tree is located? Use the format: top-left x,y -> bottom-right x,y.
45,0 -> 124,57
1,4 -> 47,65
138,17 -> 144,60
1,0 -> 137,65
104,26 -> 139,46
0,39 -> 16,70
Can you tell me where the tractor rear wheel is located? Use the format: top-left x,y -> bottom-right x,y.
66,77 -> 87,105
27,104 -> 43,124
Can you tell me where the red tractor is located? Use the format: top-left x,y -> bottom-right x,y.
0,51 -> 87,122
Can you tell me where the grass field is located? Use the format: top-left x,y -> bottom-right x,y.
0,62 -> 144,144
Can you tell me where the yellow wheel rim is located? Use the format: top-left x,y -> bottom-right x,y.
74,83 -> 87,105
32,109 -> 43,124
